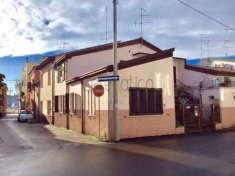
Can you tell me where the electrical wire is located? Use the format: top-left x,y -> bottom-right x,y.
177,0 -> 235,31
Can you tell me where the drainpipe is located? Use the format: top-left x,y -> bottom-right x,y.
81,80 -> 85,133
38,70 -> 42,123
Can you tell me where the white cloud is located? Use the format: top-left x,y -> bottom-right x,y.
0,0 -> 234,58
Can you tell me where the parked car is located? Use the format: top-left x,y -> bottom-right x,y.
17,110 -> 33,122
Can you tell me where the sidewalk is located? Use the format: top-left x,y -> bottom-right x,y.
44,125 -> 105,145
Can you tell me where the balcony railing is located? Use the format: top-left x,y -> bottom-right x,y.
200,79 -> 235,89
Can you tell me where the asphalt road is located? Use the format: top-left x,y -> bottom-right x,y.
1,115 -> 235,176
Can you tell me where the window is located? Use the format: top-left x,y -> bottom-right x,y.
40,74 -> 43,88
47,101 -> 51,115
57,63 -> 66,83
88,89 -> 96,116
54,96 -> 59,112
58,95 -> 65,113
70,93 -> 81,115
48,70 -> 51,85
65,93 -> 69,114
0,95 -> 4,106
129,88 -> 163,116
173,66 -> 177,88
40,101 -> 43,114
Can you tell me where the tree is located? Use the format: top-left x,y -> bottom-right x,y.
0,73 -> 5,83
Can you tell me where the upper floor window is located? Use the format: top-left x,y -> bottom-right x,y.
48,70 -> 51,86
57,63 -> 66,83
40,74 -> 43,88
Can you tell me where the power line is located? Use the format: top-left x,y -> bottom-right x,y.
177,0 -> 235,31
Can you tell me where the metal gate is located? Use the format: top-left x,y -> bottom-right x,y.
183,104 -> 216,133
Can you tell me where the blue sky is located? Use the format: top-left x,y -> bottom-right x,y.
0,0 -> 234,94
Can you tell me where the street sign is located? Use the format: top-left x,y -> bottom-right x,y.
93,85 -> 105,97
98,75 -> 119,82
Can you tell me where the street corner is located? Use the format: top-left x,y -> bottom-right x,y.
44,125 -> 105,145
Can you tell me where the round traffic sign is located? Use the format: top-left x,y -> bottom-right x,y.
93,85 -> 105,97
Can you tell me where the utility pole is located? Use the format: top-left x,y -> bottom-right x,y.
113,0 -> 119,142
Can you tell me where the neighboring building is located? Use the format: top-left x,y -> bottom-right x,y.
27,65 -> 40,119
38,57 -> 55,123
32,38 -> 235,141
51,38 -> 161,137
67,48 -> 175,140
21,61 -> 36,110
0,73 -> 7,117
174,58 -> 235,132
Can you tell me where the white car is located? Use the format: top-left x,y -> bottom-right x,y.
17,110 -> 33,122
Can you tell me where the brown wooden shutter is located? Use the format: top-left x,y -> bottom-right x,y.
65,94 -> 69,114
55,96 -> 59,112
129,88 -> 138,115
155,89 -> 163,114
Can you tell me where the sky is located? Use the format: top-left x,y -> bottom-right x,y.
0,0 -> 235,93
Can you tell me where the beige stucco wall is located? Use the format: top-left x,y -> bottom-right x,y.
82,76 -> 110,140
40,64 -> 52,116
118,57 -> 177,139
201,87 -> 235,129
68,44 -> 156,80
54,69 -> 66,96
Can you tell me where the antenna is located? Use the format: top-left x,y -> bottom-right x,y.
105,6 -> 108,42
135,8 -> 152,38
224,28 -> 234,57
205,38 -> 216,59
200,34 -> 208,59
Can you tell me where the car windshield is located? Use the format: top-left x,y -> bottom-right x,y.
21,111 -> 31,114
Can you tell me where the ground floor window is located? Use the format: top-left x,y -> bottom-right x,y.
40,101 -> 43,114
0,95 -> 3,106
69,93 -> 81,115
87,89 -> 96,116
129,88 -> 163,116
47,100 -> 51,115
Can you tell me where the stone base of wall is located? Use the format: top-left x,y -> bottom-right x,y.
41,115 -> 52,124
84,110 -> 109,141
221,107 -> 235,129
119,109 -> 176,140
69,115 -> 82,133
54,113 -> 67,129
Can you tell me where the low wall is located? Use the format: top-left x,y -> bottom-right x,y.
69,115 -> 82,133
119,109 -> 177,139
54,113 -> 67,129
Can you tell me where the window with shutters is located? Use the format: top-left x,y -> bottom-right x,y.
54,96 -> 59,112
88,89 -> 96,116
40,74 -> 43,88
47,100 -> 51,115
129,88 -> 163,116
65,93 -> 69,114
58,95 -> 64,113
40,101 -> 43,114
57,63 -> 66,83
69,93 -> 81,115
48,70 -> 51,86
